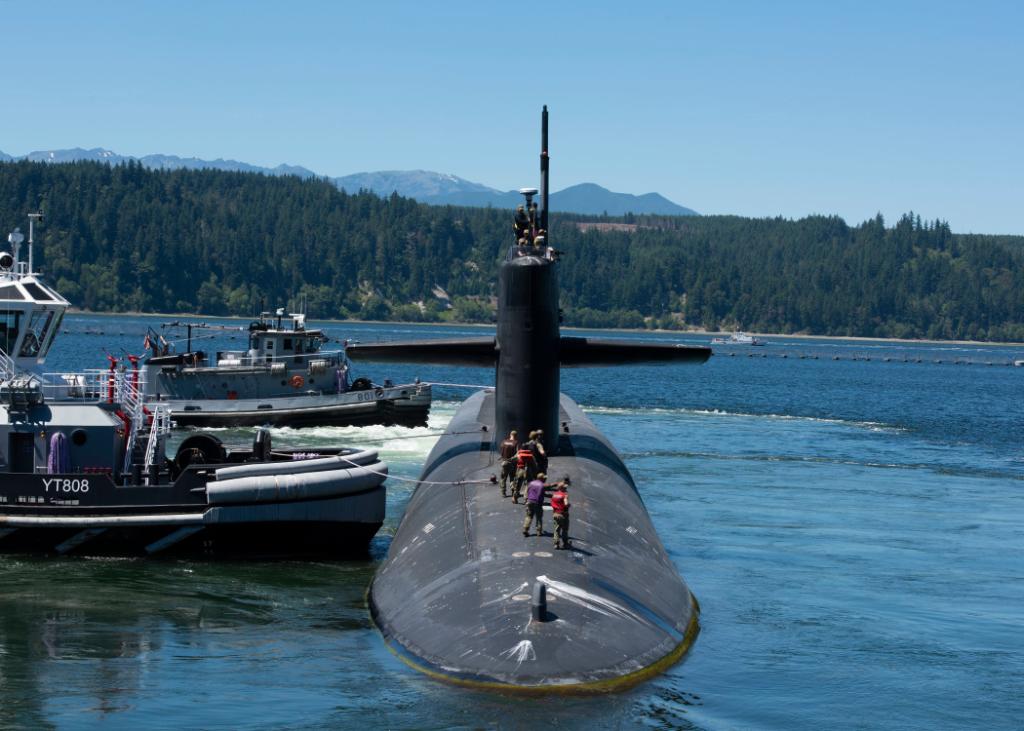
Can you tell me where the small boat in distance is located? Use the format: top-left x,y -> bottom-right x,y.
140,311 -> 431,428
710,332 -> 767,346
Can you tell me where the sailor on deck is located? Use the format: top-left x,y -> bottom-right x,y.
498,430 -> 519,497
521,472 -> 550,537
527,429 -> 548,475
512,444 -> 536,504
551,477 -> 571,549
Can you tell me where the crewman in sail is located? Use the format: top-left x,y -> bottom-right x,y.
512,444 -> 536,504
498,430 -> 519,497
551,477 -> 571,549
513,205 -> 530,240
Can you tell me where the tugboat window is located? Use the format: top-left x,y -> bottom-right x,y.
19,311 -> 54,358
40,310 -> 64,357
22,282 -> 54,301
0,310 -> 22,355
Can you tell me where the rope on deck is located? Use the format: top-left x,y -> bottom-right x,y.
334,453 -> 493,487
424,382 -> 493,390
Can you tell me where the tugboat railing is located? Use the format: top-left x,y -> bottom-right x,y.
39,369 -> 144,402
0,349 -> 16,382
31,369 -> 158,478
209,348 -> 348,368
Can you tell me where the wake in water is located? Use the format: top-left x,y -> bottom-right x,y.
583,403 -> 903,433
622,448 -> 1024,482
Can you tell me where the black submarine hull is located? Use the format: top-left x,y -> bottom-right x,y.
367,106 -> 707,690
369,389 -> 699,690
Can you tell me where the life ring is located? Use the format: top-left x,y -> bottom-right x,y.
290,374 -> 305,389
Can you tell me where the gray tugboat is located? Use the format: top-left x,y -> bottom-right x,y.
361,108 -> 711,691
140,311 -> 431,428
0,215 -> 387,557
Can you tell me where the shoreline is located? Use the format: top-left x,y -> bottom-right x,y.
66,308 -> 1024,348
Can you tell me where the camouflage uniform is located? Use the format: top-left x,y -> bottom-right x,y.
530,431 -> 548,475
498,432 -> 518,497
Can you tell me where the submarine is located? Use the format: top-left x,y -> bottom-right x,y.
355,107 -> 711,691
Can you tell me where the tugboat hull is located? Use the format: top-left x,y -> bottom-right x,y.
0,496 -> 384,557
0,402 -> 388,558
163,386 -> 431,428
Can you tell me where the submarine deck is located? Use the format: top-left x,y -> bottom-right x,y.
370,390 -> 699,690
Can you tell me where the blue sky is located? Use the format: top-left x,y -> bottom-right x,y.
1,1 -> 1021,234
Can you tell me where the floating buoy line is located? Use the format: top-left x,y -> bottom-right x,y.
712,351 -> 1020,366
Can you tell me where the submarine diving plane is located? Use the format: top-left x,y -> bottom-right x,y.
355,108 -> 711,691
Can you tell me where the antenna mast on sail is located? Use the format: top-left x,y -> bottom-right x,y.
540,105 -> 549,234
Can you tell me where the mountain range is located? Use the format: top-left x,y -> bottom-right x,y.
0,147 -> 698,216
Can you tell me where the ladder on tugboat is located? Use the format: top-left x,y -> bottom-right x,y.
142,405 -> 171,482
120,371 -> 171,482
120,371 -> 143,476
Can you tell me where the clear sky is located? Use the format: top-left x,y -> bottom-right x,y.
1,1 -> 1021,234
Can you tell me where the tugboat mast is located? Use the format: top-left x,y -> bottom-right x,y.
27,211 -> 42,275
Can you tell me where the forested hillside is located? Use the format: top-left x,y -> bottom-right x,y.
1,160 -> 1022,341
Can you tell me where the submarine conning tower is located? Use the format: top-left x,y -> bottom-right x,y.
495,104 -> 560,448
495,246 -> 561,449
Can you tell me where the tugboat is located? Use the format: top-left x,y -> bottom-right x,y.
0,216 -> 387,557
139,311 -> 431,428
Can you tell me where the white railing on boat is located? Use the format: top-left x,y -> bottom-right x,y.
37,369 -> 171,479
40,369 -> 146,403
0,348 -> 17,382
209,348 -> 347,368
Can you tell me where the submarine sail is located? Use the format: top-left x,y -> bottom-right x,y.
366,107 -> 710,690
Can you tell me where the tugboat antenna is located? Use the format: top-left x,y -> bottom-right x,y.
27,211 -> 43,275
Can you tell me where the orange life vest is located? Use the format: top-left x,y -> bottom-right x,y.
550,490 -> 568,514
516,448 -> 535,469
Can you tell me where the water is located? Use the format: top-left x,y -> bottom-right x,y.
3,316 -> 1023,729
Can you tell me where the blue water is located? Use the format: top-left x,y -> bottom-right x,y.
2,315 -> 1022,729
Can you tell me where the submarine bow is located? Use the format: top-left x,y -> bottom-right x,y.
368,106 -> 706,691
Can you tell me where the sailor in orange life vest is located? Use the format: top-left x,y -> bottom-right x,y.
498,430 -> 519,497
512,443 -> 537,504
550,476 -> 571,549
